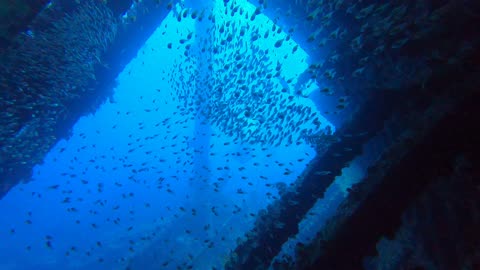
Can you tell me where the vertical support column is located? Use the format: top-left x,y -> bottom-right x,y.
191,0 -> 215,176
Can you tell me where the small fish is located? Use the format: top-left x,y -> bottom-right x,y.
274,39 -> 284,48
352,66 -> 366,77
314,171 -> 332,176
391,37 -> 409,49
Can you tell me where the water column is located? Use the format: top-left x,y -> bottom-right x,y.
183,0 -> 215,185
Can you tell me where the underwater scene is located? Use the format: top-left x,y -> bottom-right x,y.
1,0 -> 479,269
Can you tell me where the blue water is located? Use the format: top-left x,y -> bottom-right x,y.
0,1 -> 345,269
